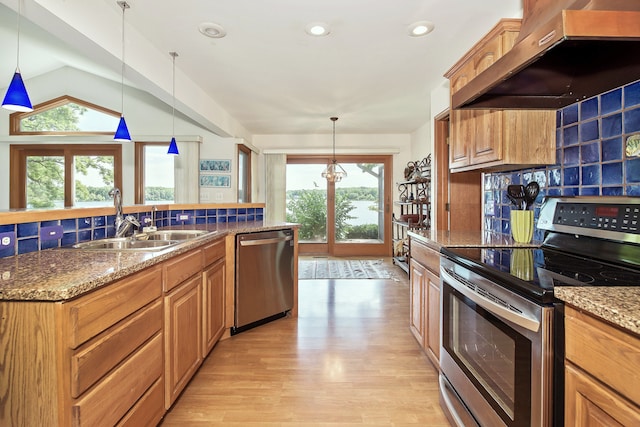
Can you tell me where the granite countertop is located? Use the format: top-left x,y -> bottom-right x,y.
408,229 -> 540,251
555,287 -> 640,336
0,221 -> 297,302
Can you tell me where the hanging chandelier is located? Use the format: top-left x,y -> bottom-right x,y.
321,116 -> 347,182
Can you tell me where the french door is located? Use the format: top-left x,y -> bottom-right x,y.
286,155 -> 392,256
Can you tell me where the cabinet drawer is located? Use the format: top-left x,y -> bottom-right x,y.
70,300 -> 162,398
66,266 -> 162,348
72,332 -> 163,427
163,249 -> 202,292
203,238 -> 225,266
411,240 -> 441,275
116,377 -> 164,427
565,306 -> 640,405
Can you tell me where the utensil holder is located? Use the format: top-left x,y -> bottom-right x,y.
511,210 -> 534,243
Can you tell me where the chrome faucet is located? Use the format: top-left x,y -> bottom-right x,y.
109,187 -> 140,237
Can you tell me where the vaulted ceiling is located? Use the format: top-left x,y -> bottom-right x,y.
0,0 -> 522,136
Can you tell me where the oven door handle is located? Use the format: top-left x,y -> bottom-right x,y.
441,268 -> 540,333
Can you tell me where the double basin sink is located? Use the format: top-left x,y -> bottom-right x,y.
71,229 -> 213,251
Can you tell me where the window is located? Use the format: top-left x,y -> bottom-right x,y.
10,95 -> 120,135
238,144 -> 252,203
134,142 -> 175,204
10,145 -> 122,209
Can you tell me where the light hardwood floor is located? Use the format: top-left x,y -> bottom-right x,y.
161,259 -> 450,426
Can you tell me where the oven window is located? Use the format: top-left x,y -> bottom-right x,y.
444,284 -> 532,426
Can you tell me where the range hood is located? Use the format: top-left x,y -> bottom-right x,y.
452,0 -> 640,110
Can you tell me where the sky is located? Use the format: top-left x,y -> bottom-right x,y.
286,163 -> 382,191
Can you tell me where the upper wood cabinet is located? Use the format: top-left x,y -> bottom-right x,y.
445,19 -> 556,173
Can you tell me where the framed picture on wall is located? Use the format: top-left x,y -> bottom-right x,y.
200,174 -> 231,187
199,159 -> 231,172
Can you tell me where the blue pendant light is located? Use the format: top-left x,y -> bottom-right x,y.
167,52 -> 179,155
168,137 -> 179,155
2,0 -> 33,112
114,1 -> 131,142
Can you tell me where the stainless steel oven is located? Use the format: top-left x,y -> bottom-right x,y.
440,256 -> 556,427
438,196 -> 640,427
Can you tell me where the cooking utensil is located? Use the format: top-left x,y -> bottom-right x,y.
524,181 -> 540,209
507,185 -> 526,210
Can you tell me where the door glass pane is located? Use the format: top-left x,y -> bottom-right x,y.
286,164 -> 327,243
335,163 -> 384,243
26,156 -> 65,208
144,145 -> 175,203
74,155 -> 115,207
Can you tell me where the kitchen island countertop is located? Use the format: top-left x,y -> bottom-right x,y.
0,221 -> 297,302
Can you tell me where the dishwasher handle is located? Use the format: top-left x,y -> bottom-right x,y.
239,235 -> 293,247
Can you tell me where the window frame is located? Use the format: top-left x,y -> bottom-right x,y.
134,141 -> 174,205
9,144 -> 123,209
9,95 -> 121,136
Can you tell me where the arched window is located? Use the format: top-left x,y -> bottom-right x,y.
9,95 -> 120,135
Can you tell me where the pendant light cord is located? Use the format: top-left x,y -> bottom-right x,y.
172,53 -> 176,136
15,0 -> 22,70
119,2 -> 128,115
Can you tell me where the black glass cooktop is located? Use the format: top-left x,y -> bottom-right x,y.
441,243 -> 640,304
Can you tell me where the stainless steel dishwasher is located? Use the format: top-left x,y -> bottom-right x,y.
233,229 -> 294,334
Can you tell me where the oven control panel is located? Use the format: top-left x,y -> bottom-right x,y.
553,203 -> 640,232
537,196 -> 640,243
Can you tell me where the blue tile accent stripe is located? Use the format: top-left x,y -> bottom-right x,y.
485,78 -> 640,240
0,207 -> 264,258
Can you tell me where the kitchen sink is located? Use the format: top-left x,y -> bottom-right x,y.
71,237 -> 179,251
68,229 -> 215,251
137,229 -> 211,241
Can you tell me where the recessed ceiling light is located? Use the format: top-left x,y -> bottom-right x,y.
198,22 -> 227,38
408,21 -> 435,37
305,22 -> 330,37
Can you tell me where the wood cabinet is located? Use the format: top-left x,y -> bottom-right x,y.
409,258 -> 426,347
162,239 -> 226,409
564,306 -> 640,426
408,237 -> 441,368
202,240 -> 226,357
445,19 -> 556,173
0,265 -> 165,427
164,274 -> 202,409
0,235 -> 228,426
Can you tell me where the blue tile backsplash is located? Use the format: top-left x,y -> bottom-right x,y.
485,78 -> 640,241
0,206 -> 264,258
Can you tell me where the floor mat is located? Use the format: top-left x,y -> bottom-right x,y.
299,259 -> 399,280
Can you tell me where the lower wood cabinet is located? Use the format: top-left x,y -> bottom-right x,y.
164,274 -> 203,409
202,258 -> 225,357
408,237 -> 441,368
409,258 -> 426,348
0,236 -> 227,426
564,306 -> 640,426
